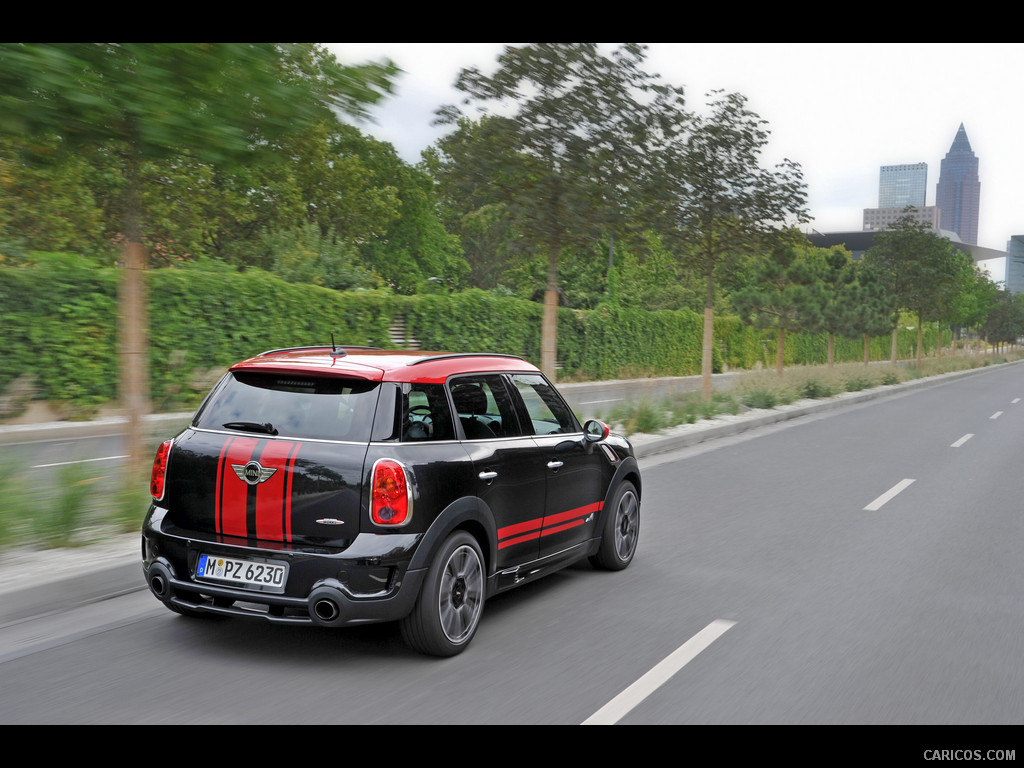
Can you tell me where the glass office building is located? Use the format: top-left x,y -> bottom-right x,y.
879,163 -> 927,208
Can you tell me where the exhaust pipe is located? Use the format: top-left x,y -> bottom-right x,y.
314,599 -> 340,622
308,585 -> 347,626
147,561 -> 173,600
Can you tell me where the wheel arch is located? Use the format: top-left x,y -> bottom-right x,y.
603,456 -> 641,512
408,496 -> 497,575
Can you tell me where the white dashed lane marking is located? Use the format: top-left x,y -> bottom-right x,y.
864,479 -> 916,511
582,620 -> 737,725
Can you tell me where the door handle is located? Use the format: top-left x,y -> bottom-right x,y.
547,461 -> 564,469
478,471 -> 498,480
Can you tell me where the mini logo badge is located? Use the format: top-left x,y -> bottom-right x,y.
232,461 -> 278,486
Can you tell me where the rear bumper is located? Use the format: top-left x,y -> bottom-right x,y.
142,505 -> 426,627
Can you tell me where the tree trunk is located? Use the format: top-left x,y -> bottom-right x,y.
120,153 -> 149,477
700,268 -> 715,401
890,326 -> 899,365
540,242 -> 559,380
916,312 -> 924,366
776,327 -> 785,376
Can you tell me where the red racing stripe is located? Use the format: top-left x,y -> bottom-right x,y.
253,440 -> 301,541
216,436 -> 259,537
283,442 -> 301,542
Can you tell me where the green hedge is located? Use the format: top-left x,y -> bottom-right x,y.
0,260 -> 946,414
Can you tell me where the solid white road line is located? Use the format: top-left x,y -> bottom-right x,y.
31,455 -> 127,469
581,619 -> 736,725
950,434 -> 974,448
864,479 -> 915,511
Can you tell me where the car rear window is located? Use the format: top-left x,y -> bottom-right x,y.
193,372 -> 379,442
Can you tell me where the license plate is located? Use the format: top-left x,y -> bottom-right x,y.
196,553 -> 287,592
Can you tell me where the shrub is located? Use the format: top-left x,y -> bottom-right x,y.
610,399 -> 668,436
31,463 -> 98,548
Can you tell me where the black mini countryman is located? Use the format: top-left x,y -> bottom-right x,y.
142,347 -> 641,656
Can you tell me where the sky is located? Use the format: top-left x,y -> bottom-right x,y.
326,43 -> 1024,253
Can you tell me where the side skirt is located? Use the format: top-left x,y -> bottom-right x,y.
489,537 -> 600,595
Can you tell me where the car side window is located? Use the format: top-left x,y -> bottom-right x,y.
401,383 -> 455,442
448,375 -> 522,440
509,374 -> 579,435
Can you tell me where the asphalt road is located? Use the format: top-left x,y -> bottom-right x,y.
2,364 -> 1023,728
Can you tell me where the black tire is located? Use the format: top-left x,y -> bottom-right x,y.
400,531 -> 485,657
590,481 -> 640,571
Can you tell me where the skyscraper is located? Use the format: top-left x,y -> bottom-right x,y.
863,162 -> 937,232
935,124 -> 980,245
879,163 -> 927,208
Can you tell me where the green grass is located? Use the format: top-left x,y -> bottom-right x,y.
0,455 -> 34,549
31,462 -> 99,548
0,451 -> 147,553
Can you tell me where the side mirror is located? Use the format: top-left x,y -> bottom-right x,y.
583,419 -> 610,443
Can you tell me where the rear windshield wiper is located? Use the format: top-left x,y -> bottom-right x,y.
222,421 -> 278,435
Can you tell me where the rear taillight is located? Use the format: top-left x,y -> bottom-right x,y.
371,459 -> 411,526
150,440 -> 172,500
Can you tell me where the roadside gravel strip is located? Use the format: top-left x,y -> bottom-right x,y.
1,362 -> 1016,625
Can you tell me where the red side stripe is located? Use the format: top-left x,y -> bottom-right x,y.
498,531 -> 541,550
540,519 -> 586,537
496,500 -> 604,549
497,517 -> 543,540
542,501 -> 603,528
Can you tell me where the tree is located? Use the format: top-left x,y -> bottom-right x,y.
333,126 -> 468,293
980,288 -> 1024,354
424,116 -> 534,292
864,212 -> 972,365
845,259 -> 894,365
731,237 -> 823,375
946,257 -> 998,355
0,136 -> 109,259
0,43 -> 397,472
436,43 -> 686,378
802,244 -> 858,368
655,90 -> 808,398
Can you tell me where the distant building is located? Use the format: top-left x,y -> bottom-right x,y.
863,163 -> 937,232
935,124 -> 981,245
806,230 -> 1007,288
879,162 -> 927,208
863,205 -> 940,232
1003,236 -> 1024,294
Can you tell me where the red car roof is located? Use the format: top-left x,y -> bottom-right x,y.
229,348 -> 541,384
